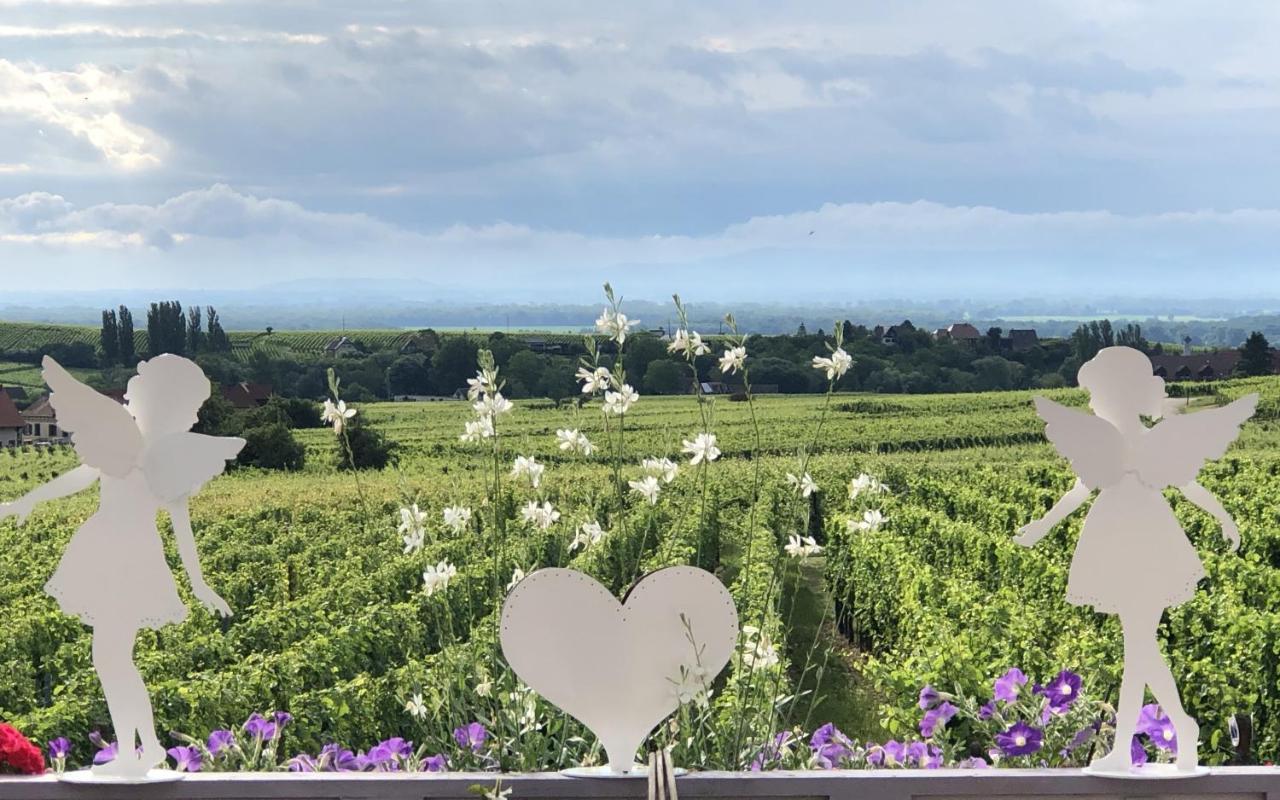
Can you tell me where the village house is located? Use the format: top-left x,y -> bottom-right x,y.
19,395 -> 72,445
1149,350 -> 1248,381
935,322 -> 982,343
222,382 -> 273,410
880,320 -> 916,346
324,336 -> 359,357
1006,329 -> 1040,352
0,389 -> 23,447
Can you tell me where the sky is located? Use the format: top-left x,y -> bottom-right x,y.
2,1 -> 1280,304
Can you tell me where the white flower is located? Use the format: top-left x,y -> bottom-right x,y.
404,693 -> 428,720
475,678 -> 493,698
398,504 -> 427,553
641,457 -> 679,483
510,455 -> 545,489
786,472 -> 819,497
556,428 -> 594,456
442,505 -> 472,534
603,383 -> 639,415
629,475 -> 661,505
321,398 -> 357,433
460,416 -> 495,443
681,432 -> 721,465
671,666 -> 710,709
473,392 -> 514,419
848,472 -> 887,499
569,520 -> 605,552
785,534 -> 823,559
507,567 -> 526,592
595,307 -> 638,345
668,328 -> 710,358
718,346 -> 746,375
741,627 -> 780,672
520,500 -> 560,530
423,560 -> 457,597
811,348 -> 853,380
467,368 -> 499,401
576,366 -> 613,394
848,509 -> 887,533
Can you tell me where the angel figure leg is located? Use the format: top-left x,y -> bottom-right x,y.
1135,617 -> 1198,770
91,622 -> 165,776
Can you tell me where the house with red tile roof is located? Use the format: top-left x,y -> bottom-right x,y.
0,389 -> 24,447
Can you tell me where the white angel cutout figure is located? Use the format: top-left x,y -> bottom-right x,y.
1016,346 -> 1256,774
0,355 -> 244,778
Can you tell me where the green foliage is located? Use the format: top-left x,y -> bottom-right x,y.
1238,332 -> 1271,377
643,358 -> 683,395
238,423 -> 306,471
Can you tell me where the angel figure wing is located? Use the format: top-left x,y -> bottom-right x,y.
143,433 -> 246,504
1136,394 -> 1258,489
1033,396 -> 1126,489
43,356 -> 143,478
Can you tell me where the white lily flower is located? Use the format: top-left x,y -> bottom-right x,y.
595,307 -> 638,345
475,678 -> 493,698
741,628 -> 780,672
423,560 -> 457,597
786,472 -> 819,497
442,505 -> 472,534
520,500 -> 560,530
848,472 -> 887,499
576,366 -> 613,394
718,346 -> 746,375
321,398 -> 357,433
398,504 -> 428,553
556,428 -> 594,456
848,508 -> 887,533
785,533 -> 823,559
668,328 -> 710,358
641,457 -> 679,483
603,384 -> 639,415
629,475 -> 661,505
569,520 -> 605,552
510,455 -> 545,489
473,392 -> 514,419
404,693 -> 428,720
681,432 -> 721,465
811,348 -> 853,380
460,416 -> 495,443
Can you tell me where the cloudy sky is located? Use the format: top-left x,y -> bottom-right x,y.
2,1 -> 1280,303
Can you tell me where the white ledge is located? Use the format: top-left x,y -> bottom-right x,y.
1,768 -> 1279,800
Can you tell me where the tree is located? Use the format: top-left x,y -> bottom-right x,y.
387,355 -> 432,396
336,414 -> 394,470
186,305 -> 204,354
432,337 -> 480,396
985,327 -> 1004,351
238,423 -> 306,470
643,359 -> 684,395
752,357 -> 813,393
118,305 -> 136,365
506,351 -> 545,397
1238,331 -> 1272,376
147,300 -> 185,356
972,356 -> 1025,391
193,392 -> 238,436
100,309 -> 120,365
206,306 -> 230,352
537,357 -> 578,400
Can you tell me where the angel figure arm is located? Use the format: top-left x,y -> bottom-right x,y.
1181,480 -> 1241,552
166,498 -> 232,617
1014,478 -> 1090,548
0,465 -> 99,526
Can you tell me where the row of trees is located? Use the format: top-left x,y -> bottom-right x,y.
98,302 -> 230,366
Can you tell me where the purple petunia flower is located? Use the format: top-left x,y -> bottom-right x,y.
364,738 -> 413,772
1137,704 -> 1178,752
452,722 -> 488,753
243,713 -> 278,742
993,668 -> 1028,702
810,723 -> 854,769
995,722 -> 1043,757
423,753 -> 448,772
318,743 -> 360,772
978,700 -> 997,720
1040,670 -> 1083,713
918,685 -> 940,710
47,737 -> 71,761
882,740 -> 906,766
207,730 -> 235,756
924,744 -> 944,769
905,741 -> 928,766
92,742 -> 118,765
274,711 -> 293,729
865,743 -> 885,767
287,753 -> 317,772
750,731 -> 793,771
919,701 -> 958,737
167,745 -> 203,773
1131,735 -> 1149,765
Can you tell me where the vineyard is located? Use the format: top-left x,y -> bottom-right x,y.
2,367 -> 1280,769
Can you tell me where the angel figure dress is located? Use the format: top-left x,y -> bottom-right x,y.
1015,346 -> 1256,776
0,355 -> 243,781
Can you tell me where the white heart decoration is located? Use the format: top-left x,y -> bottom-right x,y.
500,566 -> 739,773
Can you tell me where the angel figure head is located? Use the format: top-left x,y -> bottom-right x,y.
1077,346 -> 1167,426
125,355 -> 212,436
